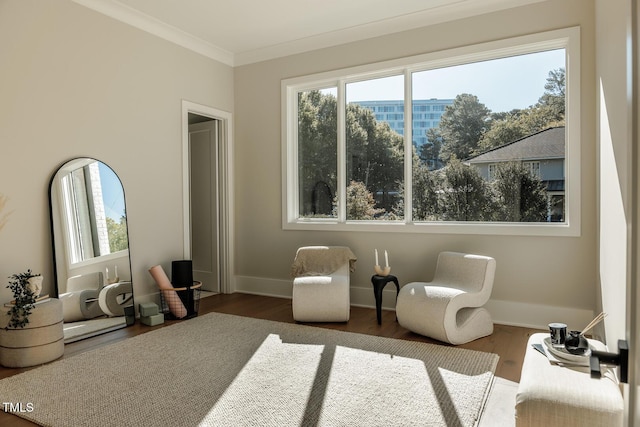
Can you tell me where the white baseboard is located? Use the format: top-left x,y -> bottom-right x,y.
234,276 -> 294,298
234,275 -> 594,331
483,299 -> 594,331
132,291 -> 162,306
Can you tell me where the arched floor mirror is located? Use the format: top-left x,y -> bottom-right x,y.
49,158 -> 134,343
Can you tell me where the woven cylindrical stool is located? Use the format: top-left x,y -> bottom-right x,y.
0,298 -> 64,368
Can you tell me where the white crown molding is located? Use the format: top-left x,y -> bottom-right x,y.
72,0 -> 234,66
234,0 -> 547,66
72,0 -> 546,67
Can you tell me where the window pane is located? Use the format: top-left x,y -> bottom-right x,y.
297,89 -> 338,218
346,75 -> 405,220
412,49 -> 566,222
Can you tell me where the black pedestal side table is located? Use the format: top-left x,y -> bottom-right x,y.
371,274 -> 400,325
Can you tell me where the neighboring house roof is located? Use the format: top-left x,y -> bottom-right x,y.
466,126 -> 565,164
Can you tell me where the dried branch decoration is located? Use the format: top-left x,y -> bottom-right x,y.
0,194 -> 10,232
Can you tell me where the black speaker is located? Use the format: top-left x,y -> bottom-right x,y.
171,260 -> 193,309
171,260 -> 193,287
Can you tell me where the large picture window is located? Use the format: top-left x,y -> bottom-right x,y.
282,28 -> 580,236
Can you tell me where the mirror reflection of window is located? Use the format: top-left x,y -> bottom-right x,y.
59,161 -> 128,264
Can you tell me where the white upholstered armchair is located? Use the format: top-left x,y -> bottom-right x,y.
396,251 -> 496,345
290,246 -> 356,322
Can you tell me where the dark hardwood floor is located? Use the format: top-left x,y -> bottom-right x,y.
0,293 -> 543,426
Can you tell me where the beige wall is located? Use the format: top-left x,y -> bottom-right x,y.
233,0 -> 597,328
0,0 -> 234,302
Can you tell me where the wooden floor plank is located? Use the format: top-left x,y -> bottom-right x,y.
0,293 -> 542,426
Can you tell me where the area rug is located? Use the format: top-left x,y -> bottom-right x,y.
0,312 -> 498,426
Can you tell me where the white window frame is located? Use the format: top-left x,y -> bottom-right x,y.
282,27 -> 581,237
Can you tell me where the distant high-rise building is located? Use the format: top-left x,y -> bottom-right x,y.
352,99 -> 454,147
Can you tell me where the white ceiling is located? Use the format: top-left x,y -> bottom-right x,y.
73,0 -> 544,66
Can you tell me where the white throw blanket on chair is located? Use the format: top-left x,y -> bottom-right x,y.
290,246 -> 357,277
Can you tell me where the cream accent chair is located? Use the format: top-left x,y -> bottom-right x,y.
59,272 -> 105,322
291,246 -> 356,322
396,251 -> 496,345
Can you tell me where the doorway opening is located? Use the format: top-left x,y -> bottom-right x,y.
182,101 -> 234,294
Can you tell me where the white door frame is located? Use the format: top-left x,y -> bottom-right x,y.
629,1 -> 640,424
181,100 -> 234,294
